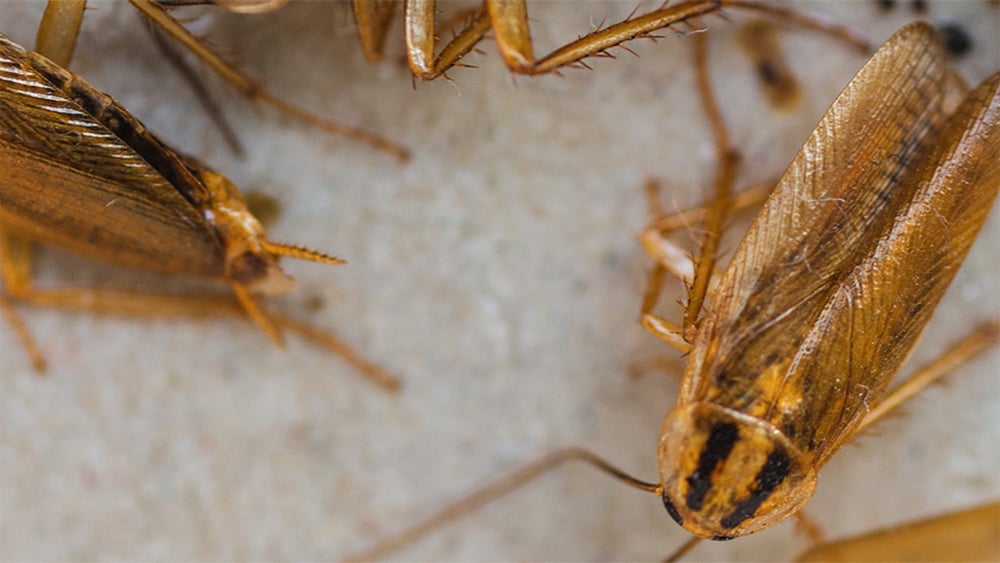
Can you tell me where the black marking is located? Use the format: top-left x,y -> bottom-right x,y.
662,494 -> 684,526
938,22 -> 973,58
685,423 -> 739,511
711,534 -> 735,542
875,0 -> 896,12
720,450 -> 792,529
230,251 -> 270,284
757,60 -> 780,87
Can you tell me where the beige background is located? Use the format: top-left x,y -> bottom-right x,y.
1,1 -> 998,560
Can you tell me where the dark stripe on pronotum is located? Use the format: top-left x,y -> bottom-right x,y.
662,495 -> 684,526
685,423 -> 739,511
720,449 -> 792,529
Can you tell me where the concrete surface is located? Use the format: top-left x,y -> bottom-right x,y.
1,1 -> 997,561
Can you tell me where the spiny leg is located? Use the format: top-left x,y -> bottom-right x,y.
857,320 -> 999,432
682,31 -> 739,337
408,0 -> 871,80
405,0 -> 492,79
0,231 -> 398,389
639,31 -> 738,352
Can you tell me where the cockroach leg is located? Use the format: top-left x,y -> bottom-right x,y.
857,321 -> 1000,432
1,228 -> 400,390
638,31 -> 737,347
639,264 -> 690,353
794,510 -> 826,544
35,0 -> 85,66
36,0 -> 409,160
0,295 -> 45,372
353,0 -> 398,63
0,230 -> 46,371
405,0 -> 873,80
131,0 -> 410,160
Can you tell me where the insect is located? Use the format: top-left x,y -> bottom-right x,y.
343,21 -> 1000,559
0,32 -> 399,391
795,501 -> 1000,562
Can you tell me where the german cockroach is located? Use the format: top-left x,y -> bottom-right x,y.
796,501 -> 1000,562
343,21 -> 999,560
0,33 -> 399,391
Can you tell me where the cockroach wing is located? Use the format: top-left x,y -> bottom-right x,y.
798,71 -> 1000,465
679,23 -> 997,463
0,34 -> 223,276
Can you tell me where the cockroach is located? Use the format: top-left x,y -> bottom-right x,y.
31,0 -> 409,160
343,21 -> 999,559
795,501 -> 1000,562
0,33 -> 399,391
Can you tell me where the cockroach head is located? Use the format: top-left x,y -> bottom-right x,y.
196,169 -> 297,295
657,403 -> 817,539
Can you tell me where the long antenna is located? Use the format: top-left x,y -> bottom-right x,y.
343,447 -> 661,561
262,241 -> 347,265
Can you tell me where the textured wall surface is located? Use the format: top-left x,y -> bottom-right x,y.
1,1 -> 997,560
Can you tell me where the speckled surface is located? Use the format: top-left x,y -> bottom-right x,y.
1,1 -> 997,561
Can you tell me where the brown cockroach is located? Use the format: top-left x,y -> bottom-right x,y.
0,32 -> 399,391
343,21 -> 999,560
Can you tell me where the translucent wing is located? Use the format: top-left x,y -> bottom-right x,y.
681,23 -> 999,463
0,34 -> 223,276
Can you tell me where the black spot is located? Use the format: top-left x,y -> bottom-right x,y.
662,495 -> 684,526
711,534 -> 736,542
70,85 -> 99,115
938,22 -> 973,58
757,60 -> 780,86
875,0 -> 895,12
720,450 -> 792,529
230,251 -> 269,284
685,423 -> 739,511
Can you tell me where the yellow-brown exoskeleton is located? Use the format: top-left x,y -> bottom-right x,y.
344,21 -> 999,559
